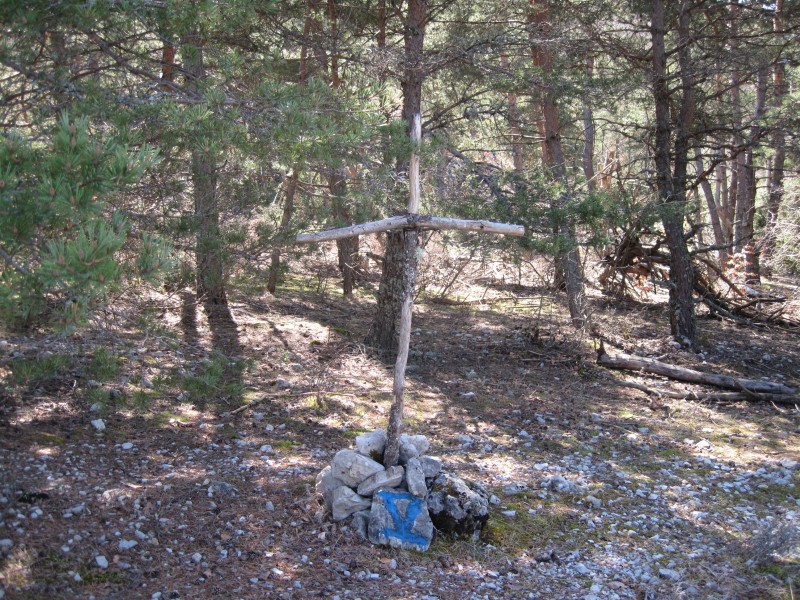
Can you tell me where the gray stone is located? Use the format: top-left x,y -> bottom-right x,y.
426,473 -> 490,539
417,456 -> 442,479
355,429 -> 387,462
405,458 -> 427,498
316,465 -> 348,511
368,489 -> 433,552
357,465 -> 404,497
502,482 -> 528,495
331,486 -> 372,521
541,475 -> 584,494
331,449 -> 384,488
659,568 -> 681,581
398,434 -> 430,464
350,510 -> 371,539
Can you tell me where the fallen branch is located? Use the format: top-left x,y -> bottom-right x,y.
597,346 -> 796,395
617,380 -> 798,406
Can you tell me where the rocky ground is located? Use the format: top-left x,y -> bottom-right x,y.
0,253 -> 799,600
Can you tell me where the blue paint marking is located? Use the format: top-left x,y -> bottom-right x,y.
376,490 -> 429,548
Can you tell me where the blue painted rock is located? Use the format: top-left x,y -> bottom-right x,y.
368,489 -> 433,552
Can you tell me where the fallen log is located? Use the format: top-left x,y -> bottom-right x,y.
597,347 -> 796,395
616,380 -> 799,407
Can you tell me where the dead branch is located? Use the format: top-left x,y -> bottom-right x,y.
296,214 -> 524,243
597,346 -> 796,395
616,380 -> 798,406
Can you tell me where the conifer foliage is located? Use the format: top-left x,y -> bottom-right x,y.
0,113 -> 167,329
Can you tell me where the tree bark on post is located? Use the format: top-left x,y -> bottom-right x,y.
651,0 -> 695,346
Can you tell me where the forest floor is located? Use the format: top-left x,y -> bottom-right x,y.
1,244 -> 799,600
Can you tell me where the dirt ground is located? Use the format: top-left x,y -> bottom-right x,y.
1,247 -> 799,600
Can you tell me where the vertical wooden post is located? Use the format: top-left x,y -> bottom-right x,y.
383,113 -> 421,468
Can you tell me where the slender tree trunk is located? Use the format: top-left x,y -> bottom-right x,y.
160,42 -> 176,91
183,35 -> 226,307
329,169 -> 357,296
268,171 -> 299,294
325,0 -> 357,296
530,0 -> 586,327
742,68 -> 768,283
651,0 -> 695,346
695,151 -> 726,263
500,53 -> 525,174
582,55 -> 596,191
367,0 -> 427,355
763,0 -> 786,265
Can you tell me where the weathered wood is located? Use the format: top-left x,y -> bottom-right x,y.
409,113 -> 421,214
597,348 -> 796,395
617,379 -> 798,406
383,230 -> 418,467
296,215 -> 524,243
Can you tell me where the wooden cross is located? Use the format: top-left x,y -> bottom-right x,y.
296,114 -> 525,467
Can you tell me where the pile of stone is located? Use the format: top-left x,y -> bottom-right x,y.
316,429 -> 490,552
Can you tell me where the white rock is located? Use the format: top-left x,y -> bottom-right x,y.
417,456 -> 442,479
501,510 -> 517,517
405,459 -> 427,498
355,429 -> 387,460
119,540 -> 138,550
121,442 -> 134,450
331,487 -> 371,521
585,495 -> 602,509
0,538 -> 12,550
316,466 -> 348,511
331,450 -> 384,488
91,419 -> 106,431
192,552 -> 202,563
357,466 -> 404,497
95,555 -> 109,568
399,434 -> 430,463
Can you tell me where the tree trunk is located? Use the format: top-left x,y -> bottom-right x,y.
159,42 -> 176,91
500,53 -> 525,174
651,0 -> 695,346
763,0 -> 786,265
268,171 -> 299,294
382,228 -> 418,467
530,0 -> 587,328
367,0 -> 427,355
695,151 -> 727,263
743,67 -> 768,283
329,169 -> 357,296
582,55 -> 596,191
183,35 -> 226,307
